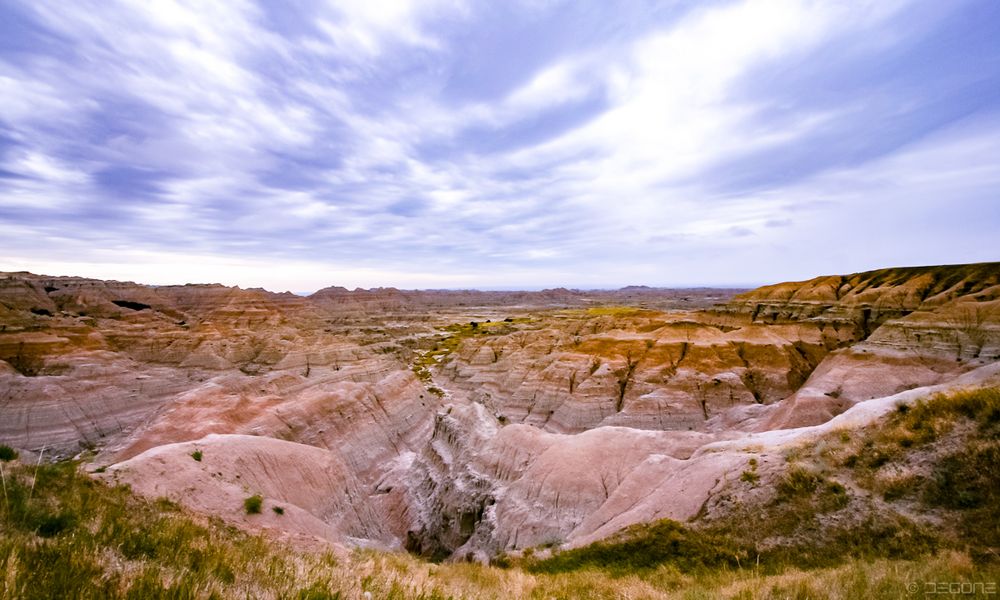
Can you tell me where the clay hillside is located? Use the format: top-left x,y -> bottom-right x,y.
1,262 -> 999,598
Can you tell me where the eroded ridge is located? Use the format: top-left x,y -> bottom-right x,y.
1,263 -> 998,559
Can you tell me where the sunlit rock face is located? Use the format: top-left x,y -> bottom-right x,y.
2,263 -> 998,556
435,313 -> 836,434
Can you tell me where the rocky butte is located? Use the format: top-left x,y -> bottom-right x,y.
1,262 -> 998,565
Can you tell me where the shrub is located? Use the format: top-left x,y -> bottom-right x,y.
740,470 -> 760,485
191,450 -> 203,462
34,511 -> 78,537
777,467 -> 821,499
881,475 -> 920,501
273,506 -> 285,515
244,495 -> 263,515
0,444 -> 18,461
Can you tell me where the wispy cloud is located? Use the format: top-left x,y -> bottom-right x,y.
1,0 -> 998,290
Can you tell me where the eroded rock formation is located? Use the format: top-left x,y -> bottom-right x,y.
1,263 -> 998,559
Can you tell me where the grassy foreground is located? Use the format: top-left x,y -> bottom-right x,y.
0,459 -> 996,599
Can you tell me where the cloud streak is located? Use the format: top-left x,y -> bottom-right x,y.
1,0 -> 998,291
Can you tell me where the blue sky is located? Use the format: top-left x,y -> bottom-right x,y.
1,0 -> 998,291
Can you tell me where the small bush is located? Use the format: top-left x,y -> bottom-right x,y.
34,511 -> 78,537
825,481 -> 846,495
820,481 -> 850,511
777,467 -> 821,499
882,475 -> 920,501
843,441 -> 896,470
244,495 -> 263,515
273,506 -> 285,515
740,470 -> 760,485
0,444 -> 18,461
191,450 -> 203,462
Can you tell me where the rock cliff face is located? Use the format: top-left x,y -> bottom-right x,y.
724,263 -> 1000,429
1,263 -> 998,559
726,263 -> 1000,342
436,313 -> 837,434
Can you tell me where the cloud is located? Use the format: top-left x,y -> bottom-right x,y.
0,0 -> 998,289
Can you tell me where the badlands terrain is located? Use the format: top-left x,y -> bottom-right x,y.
1,262 -> 999,598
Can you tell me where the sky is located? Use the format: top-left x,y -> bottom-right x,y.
1,0 -> 999,292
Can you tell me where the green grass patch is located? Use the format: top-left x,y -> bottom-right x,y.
410,319 -> 531,391
525,519 -> 747,575
0,460 -> 347,598
243,494 -> 263,515
0,444 -> 18,461
585,306 -> 657,318
776,466 -> 822,499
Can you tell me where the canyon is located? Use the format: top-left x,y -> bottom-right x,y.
1,262 -> 998,561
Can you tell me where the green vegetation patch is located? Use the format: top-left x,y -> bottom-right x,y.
411,318 -> 532,387
525,519 -> 747,575
845,387 -> 1000,542
0,444 -> 18,461
0,460 -> 346,599
760,385 -> 1000,566
584,306 -> 658,318
243,494 -> 263,515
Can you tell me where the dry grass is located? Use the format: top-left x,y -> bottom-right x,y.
1,459 -> 998,599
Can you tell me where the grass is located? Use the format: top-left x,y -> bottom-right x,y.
243,494 -> 263,515
523,520 -> 746,575
721,385 -> 1000,571
584,306 -> 657,318
740,457 -> 760,485
0,459 -> 998,599
0,460 -> 346,599
551,306 -> 660,319
0,446 -> 17,462
191,450 -> 203,462
661,392 -> 995,575
410,319 -> 531,388
840,386 -> 1000,555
